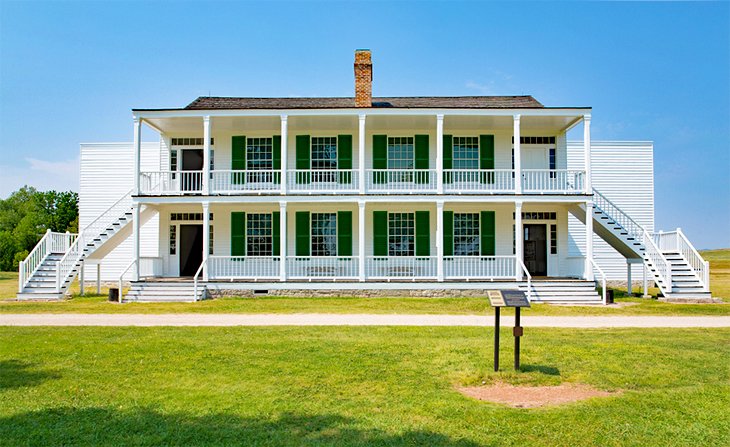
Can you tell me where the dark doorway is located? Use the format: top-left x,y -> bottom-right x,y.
179,224 -> 203,276
524,224 -> 547,276
181,149 -> 204,191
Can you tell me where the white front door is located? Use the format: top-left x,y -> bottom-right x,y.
522,147 -> 548,169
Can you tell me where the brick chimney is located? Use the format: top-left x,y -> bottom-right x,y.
354,49 -> 372,108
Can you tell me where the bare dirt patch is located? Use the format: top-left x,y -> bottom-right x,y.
457,382 -> 620,408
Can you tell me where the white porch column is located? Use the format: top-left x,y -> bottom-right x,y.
583,114 -> 592,193
132,203 -> 140,281
513,114 -> 522,194
280,115 -> 288,194
627,260 -> 633,296
79,260 -> 85,296
279,202 -> 287,281
436,114 -> 444,194
643,264 -> 650,298
358,114 -> 366,194
203,116 -> 211,195
436,200 -> 444,281
515,201 -> 523,280
96,263 -> 101,295
202,202 -> 210,281
584,199 -> 594,281
133,117 -> 142,195
358,200 -> 366,281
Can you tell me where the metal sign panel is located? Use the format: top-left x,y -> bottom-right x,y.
487,290 -> 530,307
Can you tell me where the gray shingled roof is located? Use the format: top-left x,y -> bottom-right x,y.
182,95 -> 544,110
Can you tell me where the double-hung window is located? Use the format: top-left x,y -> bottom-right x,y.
388,137 -> 414,182
388,212 -> 415,256
246,213 -> 273,256
311,137 -> 338,183
453,213 -> 480,256
452,137 -> 479,183
247,137 -> 273,183
311,213 -> 337,256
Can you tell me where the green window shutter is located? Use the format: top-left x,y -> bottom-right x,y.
373,211 -> 388,256
415,211 -> 430,256
443,210 -> 454,256
443,134 -> 453,184
272,211 -> 280,256
415,134 -> 429,184
295,211 -> 310,256
232,136 -> 246,185
295,135 -> 310,184
480,211 -> 496,256
337,211 -> 353,256
479,135 -> 495,184
372,135 -> 388,184
272,136 -> 282,185
338,135 -> 353,184
231,212 -> 246,256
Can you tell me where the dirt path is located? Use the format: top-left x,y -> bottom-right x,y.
1,313 -> 729,327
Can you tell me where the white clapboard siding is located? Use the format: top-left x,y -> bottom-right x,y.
567,141 -> 654,281
79,142 -> 160,282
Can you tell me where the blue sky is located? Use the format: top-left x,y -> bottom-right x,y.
0,1 -> 728,248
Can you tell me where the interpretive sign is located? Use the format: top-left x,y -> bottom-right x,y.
487,290 -> 530,372
487,290 -> 530,308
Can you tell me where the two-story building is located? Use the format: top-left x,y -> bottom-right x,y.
17,50 -> 711,302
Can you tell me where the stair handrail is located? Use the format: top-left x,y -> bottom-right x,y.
193,258 -> 208,302
118,259 -> 136,302
81,188 -> 134,244
517,257 -> 532,301
641,228 -> 673,296
55,234 -> 81,293
19,229 -> 52,292
676,228 -> 710,292
589,258 -> 607,305
591,188 -> 644,241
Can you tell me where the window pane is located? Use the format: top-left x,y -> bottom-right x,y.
246,213 -> 272,256
387,137 -> 414,170
311,137 -> 338,170
453,137 -> 479,170
388,212 -> 415,256
454,213 -> 480,256
247,138 -> 273,171
311,213 -> 337,256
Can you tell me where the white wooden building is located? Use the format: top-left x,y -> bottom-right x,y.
18,50 -> 711,303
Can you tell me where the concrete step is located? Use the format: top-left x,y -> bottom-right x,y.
17,292 -> 64,300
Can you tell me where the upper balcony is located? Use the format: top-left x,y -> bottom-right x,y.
132,110 -> 592,198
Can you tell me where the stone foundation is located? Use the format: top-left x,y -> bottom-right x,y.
207,288 -> 491,299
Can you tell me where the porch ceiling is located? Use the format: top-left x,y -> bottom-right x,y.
143,112 -> 583,135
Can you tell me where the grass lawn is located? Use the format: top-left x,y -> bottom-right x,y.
2,249 -> 728,316
1,326 -> 728,446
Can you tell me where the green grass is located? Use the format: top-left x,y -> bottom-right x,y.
2,248 -> 728,315
1,326 -> 728,446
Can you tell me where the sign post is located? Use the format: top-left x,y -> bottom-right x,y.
487,290 -> 530,371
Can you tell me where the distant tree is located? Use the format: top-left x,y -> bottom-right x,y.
0,186 -> 78,271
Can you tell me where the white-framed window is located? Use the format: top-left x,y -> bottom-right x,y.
453,137 -> 479,170
387,137 -> 414,170
246,213 -> 272,256
550,224 -> 557,255
454,213 -> 480,256
311,213 -> 337,256
311,137 -> 338,170
209,225 -> 215,255
247,138 -> 273,171
388,212 -> 415,256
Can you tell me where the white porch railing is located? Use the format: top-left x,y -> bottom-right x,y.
286,256 -> 359,279
55,235 -> 82,293
208,256 -> 280,280
366,169 -> 437,193
210,170 -> 281,194
443,170 -> 515,193
592,188 -> 644,240
365,256 -> 438,279
18,230 -> 76,292
590,258 -> 608,305
653,229 -> 710,292
287,170 -> 359,193
139,171 -> 203,194
522,169 -> 585,193
443,256 -> 517,279
642,230 -> 672,295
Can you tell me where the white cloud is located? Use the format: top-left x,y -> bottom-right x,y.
465,80 -> 494,95
0,157 -> 79,198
